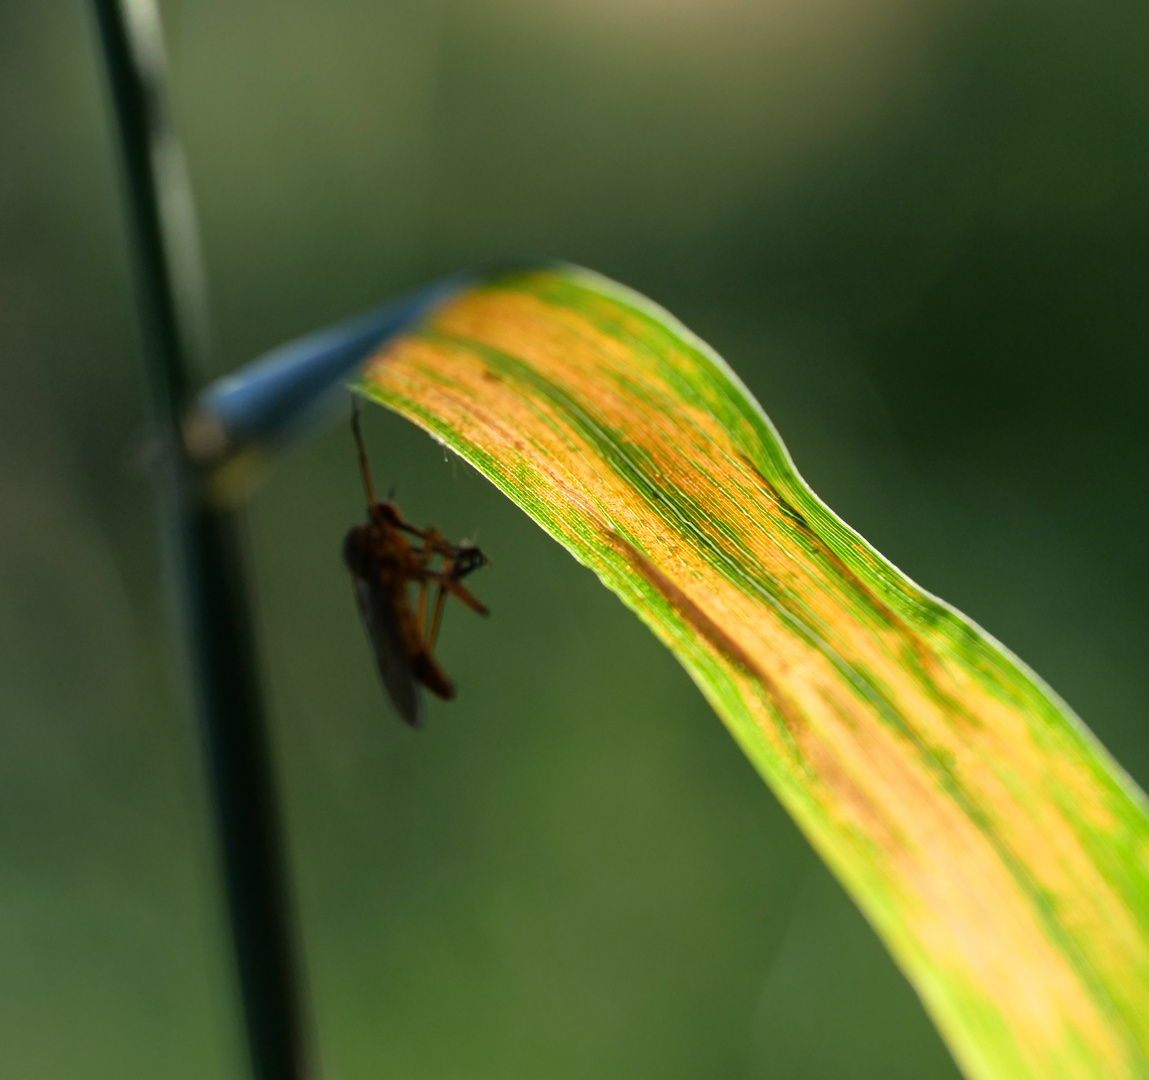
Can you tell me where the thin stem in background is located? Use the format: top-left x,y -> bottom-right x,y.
89,2 -> 309,1078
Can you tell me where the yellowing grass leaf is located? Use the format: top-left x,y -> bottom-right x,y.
355,264 -> 1149,1080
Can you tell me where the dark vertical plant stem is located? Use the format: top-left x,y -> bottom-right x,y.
90,3 -> 309,1078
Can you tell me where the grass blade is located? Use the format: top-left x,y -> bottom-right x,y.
355,264 -> 1149,1080
91,3 -> 309,1075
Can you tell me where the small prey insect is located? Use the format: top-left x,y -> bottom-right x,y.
343,400 -> 489,728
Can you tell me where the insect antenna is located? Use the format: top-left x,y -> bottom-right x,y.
350,397 -> 378,509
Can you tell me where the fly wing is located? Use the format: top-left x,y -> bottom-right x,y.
351,575 -> 424,728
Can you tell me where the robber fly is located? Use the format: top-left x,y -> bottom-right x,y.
343,400 -> 489,727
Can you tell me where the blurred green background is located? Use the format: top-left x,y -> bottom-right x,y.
3,0 -> 1149,1076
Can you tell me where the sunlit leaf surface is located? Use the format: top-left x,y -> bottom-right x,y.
356,265 -> 1149,1080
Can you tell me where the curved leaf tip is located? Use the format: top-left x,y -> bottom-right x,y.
354,264 -> 1149,1080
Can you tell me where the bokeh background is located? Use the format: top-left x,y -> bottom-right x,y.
3,1 -> 1149,1077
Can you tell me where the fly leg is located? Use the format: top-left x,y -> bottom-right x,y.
426,582 -> 449,650
409,534 -> 457,698
414,575 -> 429,642
350,398 -> 379,509
405,525 -> 458,565
440,577 -> 490,616
413,530 -> 438,640
423,563 -> 489,648
423,546 -> 490,648
406,530 -> 482,650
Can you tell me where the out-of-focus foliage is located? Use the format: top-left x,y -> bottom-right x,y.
3,1 -> 1149,1078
